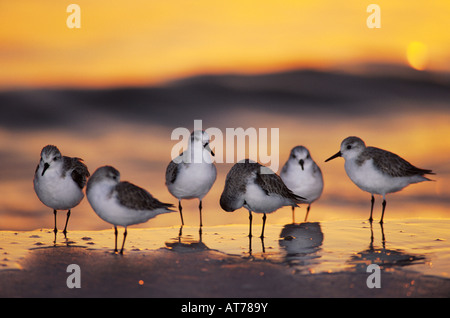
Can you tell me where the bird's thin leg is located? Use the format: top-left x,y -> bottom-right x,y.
62,210 -> 71,238
53,209 -> 58,235
260,213 -> 267,239
248,211 -> 253,238
114,226 -> 118,253
178,200 -> 184,226
369,195 -> 375,223
199,199 -> 203,228
120,227 -> 127,255
52,209 -> 58,244
304,204 -> 311,222
380,198 -> 387,224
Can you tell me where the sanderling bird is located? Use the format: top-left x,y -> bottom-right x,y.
220,159 -> 305,238
281,146 -> 324,222
325,136 -> 435,223
33,145 -> 90,238
87,165 -> 175,254
165,130 -> 217,229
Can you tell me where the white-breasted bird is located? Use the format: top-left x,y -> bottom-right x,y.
281,146 -> 324,222
87,165 -> 175,254
325,136 -> 435,223
33,145 -> 90,238
166,130 -> 217,229
220,159 -> 305,238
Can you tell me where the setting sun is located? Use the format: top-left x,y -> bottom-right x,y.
407,41 -> 429,71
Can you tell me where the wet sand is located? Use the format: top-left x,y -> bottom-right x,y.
1,245 -> 449,298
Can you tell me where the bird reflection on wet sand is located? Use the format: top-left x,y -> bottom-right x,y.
348,222 -> 426,271
279,222 -> 324,270
248,235 -> 266,256
165,225 -> 208,252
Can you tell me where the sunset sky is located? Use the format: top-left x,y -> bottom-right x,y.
1,0 -> 449,89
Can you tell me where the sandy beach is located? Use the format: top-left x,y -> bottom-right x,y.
1,220 -> 450,299
1,246 -> 449,298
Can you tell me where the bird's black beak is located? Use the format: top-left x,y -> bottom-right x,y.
299,159 -> 304,170
42,162 -> 50,176
204,143 -> 215,157
325,151 -> 341,162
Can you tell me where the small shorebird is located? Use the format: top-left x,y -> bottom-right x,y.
166,130 -> 217,229
220,159 -> 305,238
87,165 -> 175,254
33,145 -> 90,238
281,146 -> 324,222
325,136 -> 435,223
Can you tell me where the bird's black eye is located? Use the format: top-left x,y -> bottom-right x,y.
347,145 -> 352,150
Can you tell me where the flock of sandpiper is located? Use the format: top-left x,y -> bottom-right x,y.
32,130 -> 434,254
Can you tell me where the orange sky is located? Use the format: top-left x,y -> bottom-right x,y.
1,0 -> 449,89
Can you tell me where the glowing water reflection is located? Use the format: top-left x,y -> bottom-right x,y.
1,218 -> 449,280
279,222 -> 324,272
348,223 -> 427,272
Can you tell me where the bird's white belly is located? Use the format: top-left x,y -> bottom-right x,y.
87,184 -> 156,227
34,172 -> 84,210
244,182 -> 289,214
345,160 -> 412,195
168,163 -> 217,200
281,169 -> 323,203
